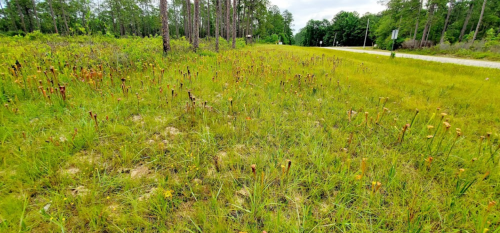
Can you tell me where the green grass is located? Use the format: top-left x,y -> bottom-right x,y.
0,36 -> 500,232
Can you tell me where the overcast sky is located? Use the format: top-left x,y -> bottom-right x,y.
271,0 -> 386,33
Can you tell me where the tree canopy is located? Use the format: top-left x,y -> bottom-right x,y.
0,0 -> 294,45
296,0 -> 500,49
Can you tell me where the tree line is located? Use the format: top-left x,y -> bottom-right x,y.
296,0 -> 500,49
0,0 -> 294,47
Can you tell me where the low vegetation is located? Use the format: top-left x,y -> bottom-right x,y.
399,29 -> 500,61
1,36 -> 499,232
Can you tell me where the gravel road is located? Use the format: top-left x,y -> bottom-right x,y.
323,47 -> 500,69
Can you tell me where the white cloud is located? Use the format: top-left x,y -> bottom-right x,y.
270,0 -> 386,33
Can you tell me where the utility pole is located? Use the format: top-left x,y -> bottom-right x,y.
363,18 -> 370,49
333,32 -> 337,47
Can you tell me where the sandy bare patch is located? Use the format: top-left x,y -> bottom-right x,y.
165,127 -> 180,137
206,167 -> 217,178
138,188 -> 157,201
314,121 -> 321,127
59,136 -> 68,143
43,202 -> 52,212
131,165 -> 150,179
234,144 -> 245,152
72,151 -> 102,164
217,151 -> 228,158
154,116 -> 167,123
234,188 -> 249,206
71,186 -> 89,196
60,167 -> 80,176
292,192 -> 304,205
132,115 -> 143,122
175,201 -> 194,219
0,169 -> 16,178
107,203 -> 121,218
192,178 -> 202,185
236,188 -> 249,198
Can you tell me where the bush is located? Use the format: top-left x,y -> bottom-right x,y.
6,30 -> 26,37
26,31 -> 46,41
262,34 -> 279,44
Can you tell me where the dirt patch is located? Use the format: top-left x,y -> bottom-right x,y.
217,151 -> 228,158
60,167 -> 80,176
154,116 -> 167,123
175,201 -> 194,219
234,189 -> 248,206
132,115 -> 143,122
138,187 -> 157,201
107,203 -> 121,218
165,127 -> 180,138
72,151 -> 102,165
236,188 -> 249,198
71,186 -> 89,196
234,144 -> 245,153
59,136 -> 68,143
131,165 -> 150,179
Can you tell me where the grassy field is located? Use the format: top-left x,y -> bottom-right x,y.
1,36 -> 500,232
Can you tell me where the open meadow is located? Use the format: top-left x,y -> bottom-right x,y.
1,36 -> 500,232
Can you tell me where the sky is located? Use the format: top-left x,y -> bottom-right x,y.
271,0 -> 386,33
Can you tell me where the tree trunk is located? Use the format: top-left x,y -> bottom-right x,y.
412,0 -> 423,48
111,7 -> 116,33
226,0 -> 230,42
246,3 -> 250,40
61,0 -> 70,34
207,0 -> 210,37
141,9 -> 145,36
426,22 -> 433,42
24,6 -> 34,32
160,0 -> 171,54
174,0 -> 179,39
240,2 -> 246,37
232,0 -> 236,48
420,3 -> 436,48
249,0 -> 253,43
183,0 -> 187,37
459,2 -> 473,42
440,0 -> 454,44
117,5 -> 124,36
219,0 -> 223,39
120,21 -> 125,36
215,0 -> 220,52
48,0 -> 58,34
193,0 -> 200,50
472,0 -> 487,42
186,0 -> 192,43
32,0 -> 40,30
15,0 -> 27,33
220,1 -> 223,38
236,0 -> 241,37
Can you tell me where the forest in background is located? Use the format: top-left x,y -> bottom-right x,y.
295,0 -> 500,53
0,0 -> 294,44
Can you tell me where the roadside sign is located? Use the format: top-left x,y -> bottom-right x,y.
391,30 -> 399,40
